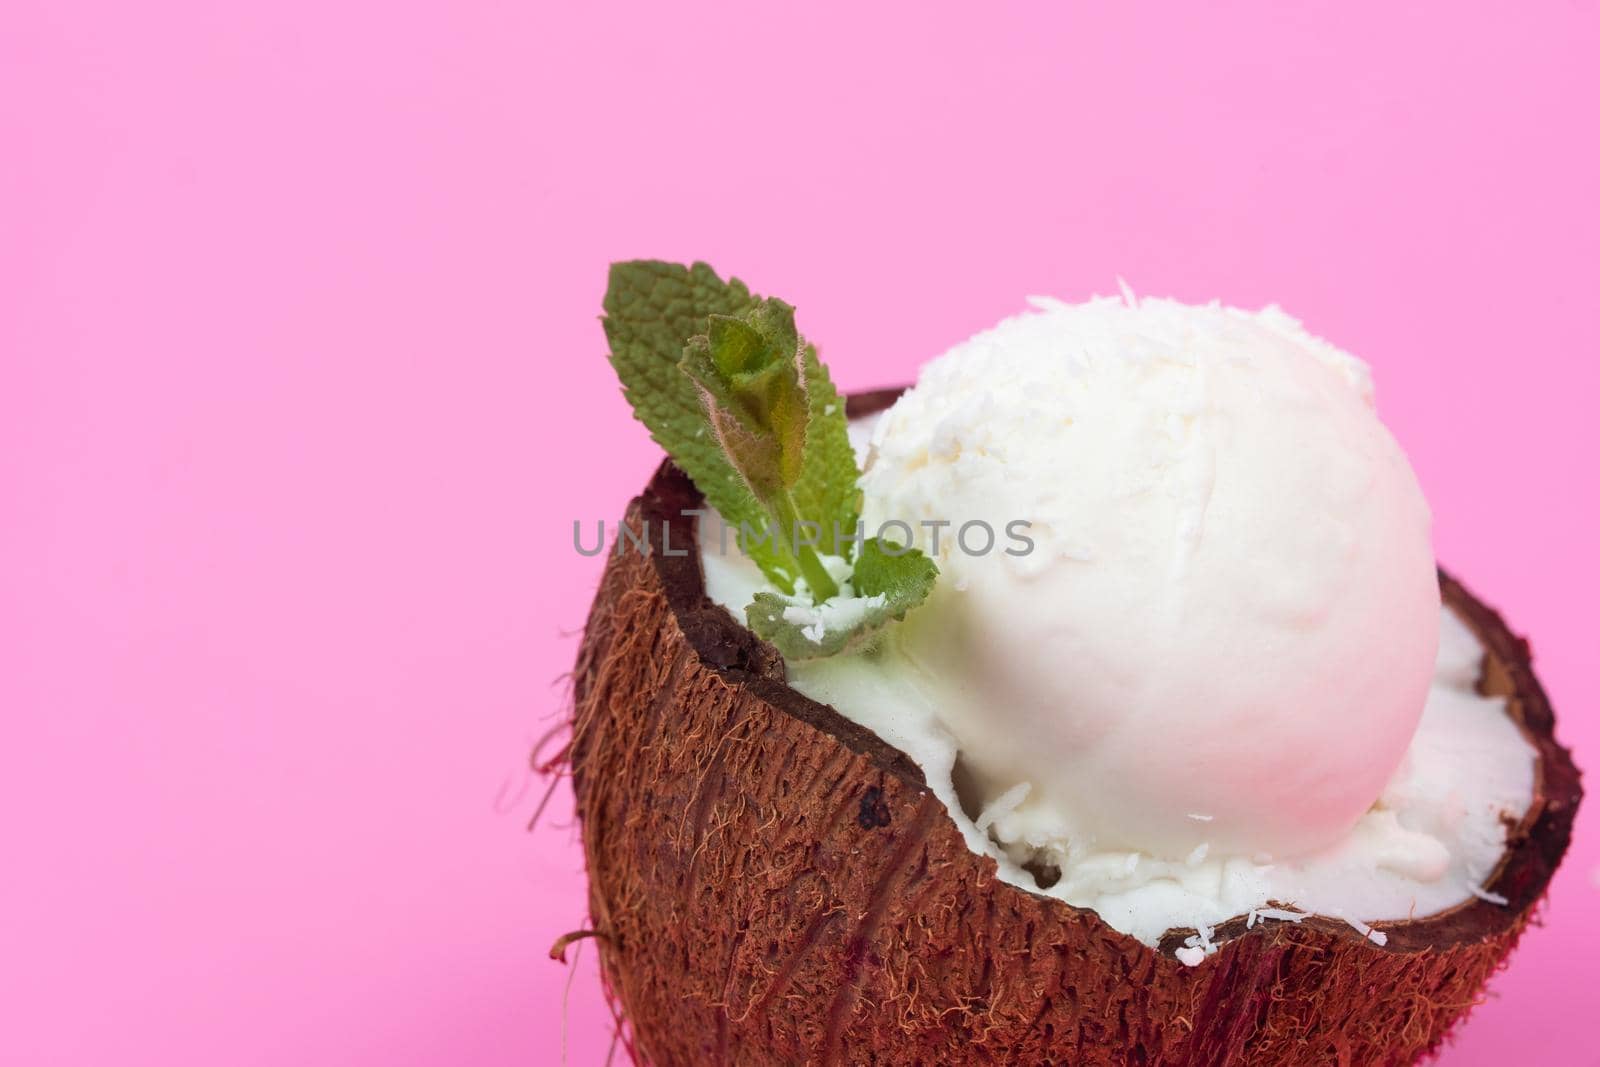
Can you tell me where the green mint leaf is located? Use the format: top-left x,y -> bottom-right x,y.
789,340 -> 859,557
678,294 -> 845,601
602,261 -> 785,578
850,536 -> 939,610
744,537 -> 938,659
746,592 -> 872,658
681,300 -> 808,499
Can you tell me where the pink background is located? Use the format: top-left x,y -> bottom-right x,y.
4,3 -> 1596,1064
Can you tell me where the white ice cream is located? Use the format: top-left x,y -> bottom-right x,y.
699,292 -> 1537,952
859,294 -> 1444,863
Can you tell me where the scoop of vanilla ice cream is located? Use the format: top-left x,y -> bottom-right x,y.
860,294 -> 1440,863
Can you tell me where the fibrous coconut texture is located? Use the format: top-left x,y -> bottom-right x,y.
566,394 -> 1580,1067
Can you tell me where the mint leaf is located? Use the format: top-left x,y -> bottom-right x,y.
745,537 -> 938,659
681,300 -> 809,499
603,261 -> 783,577
746,592 -> 876,659
790,341 -> 859,557
851,536 -> 939,610
683,298 -> 840,601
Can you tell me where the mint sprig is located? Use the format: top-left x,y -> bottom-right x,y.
603,260 -> 936,658
682,298 -> 845,601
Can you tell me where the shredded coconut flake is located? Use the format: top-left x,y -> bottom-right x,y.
1247,907 -> 1307,929
975,782 -> 1032,832
778,586 -> 889,645
1466,885 -> 1509,906
1116,276 -> 1138,309
1179,924 -> 1218,962
1332,911 -> 1389,946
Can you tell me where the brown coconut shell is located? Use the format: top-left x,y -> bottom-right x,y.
567,389 -> 1581,1066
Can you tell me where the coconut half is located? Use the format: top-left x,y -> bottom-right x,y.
567,390 -> 1581,1066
